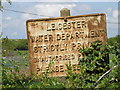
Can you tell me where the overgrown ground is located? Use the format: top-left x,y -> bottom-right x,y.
1,35 -> 120,88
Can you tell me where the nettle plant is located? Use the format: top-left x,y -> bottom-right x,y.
65,40 -> 110,88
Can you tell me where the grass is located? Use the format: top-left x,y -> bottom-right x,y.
3,50 -> 29,75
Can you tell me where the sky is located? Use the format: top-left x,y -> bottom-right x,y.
1,0 -> 119,39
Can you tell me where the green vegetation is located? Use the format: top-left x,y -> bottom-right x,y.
1,35 -> 120,88
2,37 -> 28,56
107,35 -> 120,45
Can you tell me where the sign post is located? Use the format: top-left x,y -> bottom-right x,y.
60,8 -> 70,17
26,9 -> 107,77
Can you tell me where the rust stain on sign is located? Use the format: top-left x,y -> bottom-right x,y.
26,13 -> 107,77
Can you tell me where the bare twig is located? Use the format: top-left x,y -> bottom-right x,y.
92,65 -> 118,88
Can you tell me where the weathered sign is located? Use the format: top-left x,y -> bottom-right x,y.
26,13 -> 107,77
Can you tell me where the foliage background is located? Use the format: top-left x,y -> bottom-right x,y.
1,35 -> 120,88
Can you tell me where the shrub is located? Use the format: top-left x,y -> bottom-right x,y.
1,37 -> 119,88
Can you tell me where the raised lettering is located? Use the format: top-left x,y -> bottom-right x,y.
57,34 -> 61,41
62,33 -> 65,40
58,23 -> 62,30
51,23 -> 55,30
49,34 -> 53,42
44,35 -> 48,42
60,65 -> 64,72
55,66 -> 59,72
71,21 -> 76,29
63,22 -> 67,29
67,22 -> 71,29
51,45 -> 55,52
34,46 -> 38,53
77,21 -> 81,28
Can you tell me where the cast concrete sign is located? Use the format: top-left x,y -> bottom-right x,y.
26,13 -> 107,77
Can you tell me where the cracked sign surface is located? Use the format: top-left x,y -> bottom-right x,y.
26,13 -> 107,77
